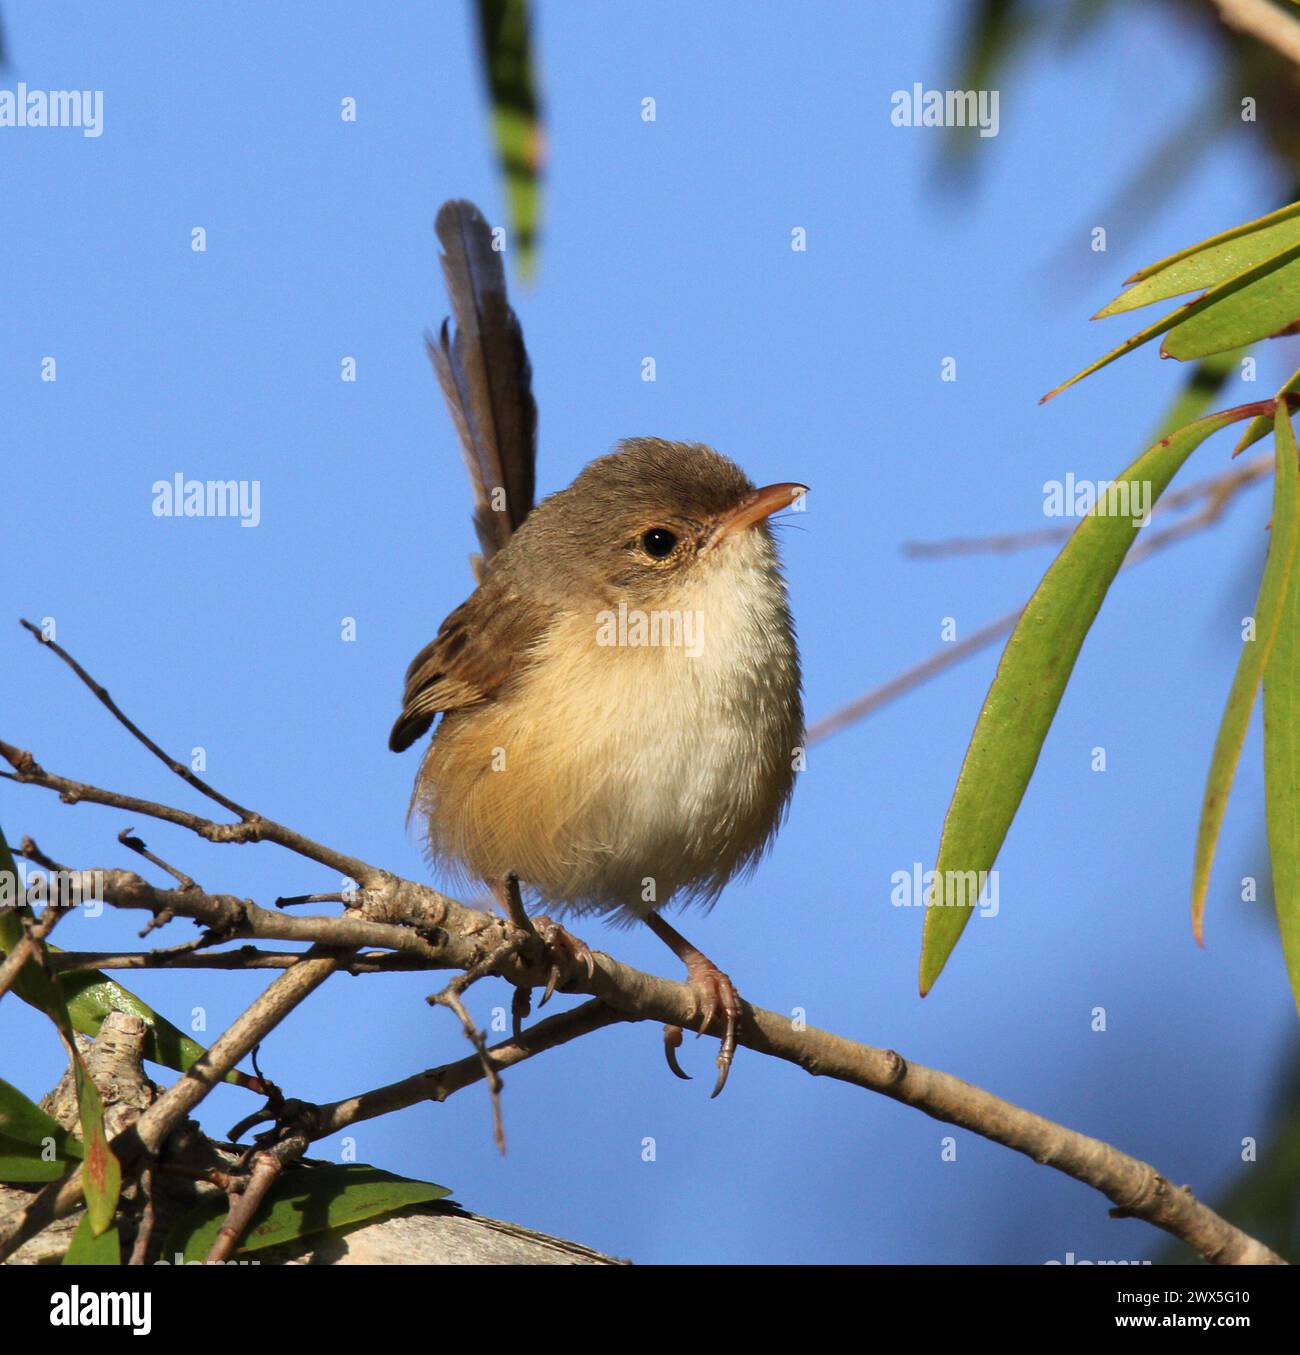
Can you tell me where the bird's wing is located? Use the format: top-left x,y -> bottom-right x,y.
427,198 -> 538,576
387,575 -> 542,753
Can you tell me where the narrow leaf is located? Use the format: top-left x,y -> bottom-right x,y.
1192,407 -> 1300,941
1263,434 -> 1300,1021
1042,240 -> 1300,402
0,1075 -> 84,1159
920,406 -> 1249,993
62,1213 -> 121,1265
1096,204 -> 1300,317
0,1134 -> 79,1183
0,827 -> 121,1231
0,1078 -> 84,1181
66,1032 -> 121,1235
1162,250 -> 1300,359
1126,201 -> 1300,281
162,1164 -> 451,1261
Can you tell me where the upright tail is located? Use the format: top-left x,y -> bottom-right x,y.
426,199 -> 538,578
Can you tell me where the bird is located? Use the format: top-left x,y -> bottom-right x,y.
390,199 -> 805,1095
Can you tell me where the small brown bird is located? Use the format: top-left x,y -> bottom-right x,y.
390,201 -> 805,1094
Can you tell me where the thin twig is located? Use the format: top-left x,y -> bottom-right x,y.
17,835 -> 69,873
0,626 -> 1287,1265
3,848 -> 1285,1266
204,1150 -> 287,1264
902,455 -> 1271,559
19,617 -> 253,820
427,938 -> 524,1154
48,948 -> 435,974
0,948 -> 344,1262
126,1169 -> 157,1266
117,826 -> 198,892
0,899 -> 65,1004
807,450 -> 1270,745
0,738 -> 385,888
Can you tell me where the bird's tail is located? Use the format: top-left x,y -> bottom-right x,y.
427,198 -> 538,578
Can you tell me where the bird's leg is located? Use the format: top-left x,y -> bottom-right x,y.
643,913 -> 740,1098
489,876 -> 595,1036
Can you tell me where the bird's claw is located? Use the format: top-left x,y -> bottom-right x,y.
511,985 -> 531,1039
663,1024 -> 691,1080
527,916 -> 595,1009
662,959 -> 740,1098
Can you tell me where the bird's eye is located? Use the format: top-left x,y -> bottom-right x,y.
640,528 -> 678,559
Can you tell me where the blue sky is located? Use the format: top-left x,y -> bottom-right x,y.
3,1 -> 1296,1263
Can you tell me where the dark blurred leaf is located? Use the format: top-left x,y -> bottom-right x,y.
475,0 -> 543,278
1160,1044 -> 1300,1264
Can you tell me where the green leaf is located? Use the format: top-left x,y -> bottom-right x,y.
920,405 -> 1251,994
0,829 -> 258,1090
475,0 -> 543,279
0,1135 -> 79,1183
1264,437 -> 1300,1022
162,1164 -> 451,1262
1162,249 -> 1300,360
1,826 -> 120,1231
1042,239 -> 1300,402
69,1037 -> 120,1235
1192,407 -> 1300,942
62,1213 -> 121,1265
1095,201 -> 1300,317
0,1076 -> 84,1182
54,967 -> 259,1090
1236,366 -> 1300,456
0,1074 -> 85,1181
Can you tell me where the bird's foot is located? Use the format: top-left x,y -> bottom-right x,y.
533,916 -> 596,1006
508,916 -> 595,1036
662,954 -> 741,1099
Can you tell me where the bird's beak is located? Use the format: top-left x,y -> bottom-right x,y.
711,482 -> 808,545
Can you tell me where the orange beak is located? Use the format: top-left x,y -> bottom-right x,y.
711,482 -> 808,544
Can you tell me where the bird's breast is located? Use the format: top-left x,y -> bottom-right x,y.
416,535 -> 803,919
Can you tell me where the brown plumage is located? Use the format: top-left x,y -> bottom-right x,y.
391,200 -> 807,1094
426,199 -> 537,572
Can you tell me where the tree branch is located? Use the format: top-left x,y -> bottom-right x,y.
0,628 -> 1286,1266
1208,0 -> 1300,66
